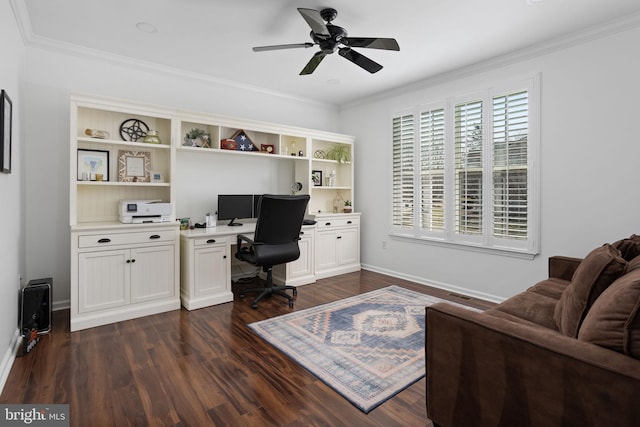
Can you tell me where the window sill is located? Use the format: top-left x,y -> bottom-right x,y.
389,232 -> 538,260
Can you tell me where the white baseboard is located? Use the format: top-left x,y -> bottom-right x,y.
0,328 -> 22,395
52,299 -> 70,311
361,263 -> 505,304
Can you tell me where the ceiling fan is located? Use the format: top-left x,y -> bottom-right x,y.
252,8 -> 400,75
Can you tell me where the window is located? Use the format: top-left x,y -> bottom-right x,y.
392,113 -> 415,228
391,77 -> 539,256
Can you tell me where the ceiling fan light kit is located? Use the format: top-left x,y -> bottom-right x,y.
252,8 -> 399,75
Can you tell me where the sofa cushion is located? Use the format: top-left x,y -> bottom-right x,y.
553,244 -> 627,337
493,291 -> 559,330
627,255 -> 640,273
578,269 -> 640,359
612,234 -> 640,261
526,278 -> 569,301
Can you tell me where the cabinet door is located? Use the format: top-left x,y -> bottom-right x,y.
316,230 -> 338,271
78,249 -> 130,313
194,245 -> 228,296
130,245 -> 175,304
337,227 -> 359,266
289,233 -> 313,279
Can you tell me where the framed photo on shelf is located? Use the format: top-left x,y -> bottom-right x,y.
77,149 -> 109,181
118,150 -> 151,182
0,89 -> 12,174
150,170 -> 163,183
312,170 -> 323,186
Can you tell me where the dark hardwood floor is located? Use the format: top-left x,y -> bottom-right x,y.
0,270 -> 493,426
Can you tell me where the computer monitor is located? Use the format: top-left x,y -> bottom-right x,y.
252,194 -> 263,218
217,194 -> 254,226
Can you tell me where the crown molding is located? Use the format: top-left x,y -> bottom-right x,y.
9,0 -> 32,44
341,11 -> 640,110
11,0 -> 640,110
9,0 -> 336,111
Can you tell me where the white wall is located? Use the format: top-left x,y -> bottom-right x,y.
21,46 -> 341,308
340,24 -> 640,301
0,0 -> 25,388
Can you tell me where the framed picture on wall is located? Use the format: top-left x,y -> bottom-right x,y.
0,90 -> 12,174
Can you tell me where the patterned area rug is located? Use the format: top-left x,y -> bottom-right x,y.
248,285 -> 473,413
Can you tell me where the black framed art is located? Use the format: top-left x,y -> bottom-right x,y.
312,170 -> 323,186
77,149 -> 109,181
0,90 -> 12,174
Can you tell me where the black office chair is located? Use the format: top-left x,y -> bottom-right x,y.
235,194 -> 310,309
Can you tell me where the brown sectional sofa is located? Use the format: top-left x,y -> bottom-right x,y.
426,237 -> 640,427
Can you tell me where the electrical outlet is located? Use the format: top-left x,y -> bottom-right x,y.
382,240 -> 387,249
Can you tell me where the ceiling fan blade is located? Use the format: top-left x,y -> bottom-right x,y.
297,8 -> 330,37
300,52 -> 326,75
253,43 -> 314,52
338,48 -> 383,73
344,37 -> 400,51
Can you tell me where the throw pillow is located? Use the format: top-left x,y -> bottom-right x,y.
578,269 -> 640,359
553,244 -> 627,337
612,234 -> 640,261
627,254 -> 640,273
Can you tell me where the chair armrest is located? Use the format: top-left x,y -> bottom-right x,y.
548,255 -> 582,280
236,233 -> 261,247
426,302 -> 640,427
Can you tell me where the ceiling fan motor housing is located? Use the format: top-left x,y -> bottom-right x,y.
311,24 -> 348,54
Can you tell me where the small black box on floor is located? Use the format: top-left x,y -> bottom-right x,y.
20,278 -> 52,335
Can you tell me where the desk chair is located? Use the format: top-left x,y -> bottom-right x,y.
235,194 -> 310,309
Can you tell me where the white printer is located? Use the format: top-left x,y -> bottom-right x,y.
119,200 -> 173,224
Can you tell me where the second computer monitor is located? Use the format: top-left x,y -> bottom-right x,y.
217,194 -> 254,226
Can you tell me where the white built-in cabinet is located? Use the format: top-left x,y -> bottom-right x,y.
174,113 -> 355,213
273,225 -> 316,286
77,230 -> 177,310
70,95 -> 180,331
314,213 -> 361,278
70,93 -> 360,326
179,235 -> 232,310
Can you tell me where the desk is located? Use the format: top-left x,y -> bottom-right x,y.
179,222 -> 317,310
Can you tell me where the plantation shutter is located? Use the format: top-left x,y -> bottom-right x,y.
419,109 -> 445,231
492,91 -> 529,240
392,114 -> 415,228
454,100 -> 483,235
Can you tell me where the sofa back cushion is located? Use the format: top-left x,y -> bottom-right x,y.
578,269 -> 640,359
612,234 -> 640,261
553,244 -> 627,337
626,255 -> 640,273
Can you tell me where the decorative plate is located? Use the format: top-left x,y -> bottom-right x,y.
119,119 -> 149,142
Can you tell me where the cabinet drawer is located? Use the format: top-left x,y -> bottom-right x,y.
194,236 -> 230,246
317,216 -> 360,229
78,230 -> 176,248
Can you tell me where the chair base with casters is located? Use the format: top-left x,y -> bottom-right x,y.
234,194 -> 310,309
238,265 -> 297,309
